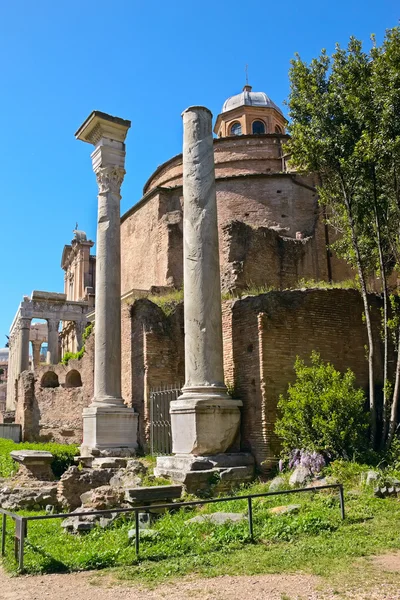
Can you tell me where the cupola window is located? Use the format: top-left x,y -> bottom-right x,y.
275,125 -> 283,134
252,120 -> 266,134
230,122 -> 242,136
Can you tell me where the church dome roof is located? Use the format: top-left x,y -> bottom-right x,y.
222,85 -> 283,116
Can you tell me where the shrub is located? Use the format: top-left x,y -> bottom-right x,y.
275,351 -> 369,460
0,439 -> 78,478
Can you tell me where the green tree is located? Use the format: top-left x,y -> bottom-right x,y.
286,27 -> 400,448
275,352 -> 369,459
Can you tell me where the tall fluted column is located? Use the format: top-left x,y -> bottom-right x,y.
92,165 -> 125,406
169,107 -> 242,456
76,111 -> 138,456
46,318 -> 60,364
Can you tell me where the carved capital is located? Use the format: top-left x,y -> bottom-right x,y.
95,166 -> 125,196
47,319 -> 60,333
19,317 -> 31,331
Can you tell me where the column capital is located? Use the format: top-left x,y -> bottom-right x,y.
95,166 -> 126,196
19,317 -> 31,330
47,318 -> 60,332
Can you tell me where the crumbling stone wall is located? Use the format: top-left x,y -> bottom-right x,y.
225,289 -> 383,470
15,333 -> 94,444
125,290 -> 383,468
121,298 -> 184,448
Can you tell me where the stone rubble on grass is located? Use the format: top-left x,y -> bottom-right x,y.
268,504 -> 301,515
361,470 -> 380,486
0,484 -> 58,511
61,507 -> 120,533
80,485 -> 125,510
289,465 -> 312,487
0,450 -> 59,511
186,512 -> 246,525
128,528 -> 159,540
268,476 -> 287,492
374,484 -> 400,498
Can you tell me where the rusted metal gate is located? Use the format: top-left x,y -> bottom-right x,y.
149,385 -> 181,455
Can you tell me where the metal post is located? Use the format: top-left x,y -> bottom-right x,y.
18,519 -> 26,572
338,484 -> 345,520
135,510 -> 140,558
1,514 -> 6,556
247,497 -> 254,541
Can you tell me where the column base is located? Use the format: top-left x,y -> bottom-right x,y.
154,453 -> 254,495
170,389 -> 242,455
80,404 -> 138,458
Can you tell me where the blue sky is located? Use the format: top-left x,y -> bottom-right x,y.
0,0 -> 398,342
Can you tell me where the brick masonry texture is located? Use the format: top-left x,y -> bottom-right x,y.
15,333 -> 94,444
22,290 -> 383,466
120,134 -> 352,297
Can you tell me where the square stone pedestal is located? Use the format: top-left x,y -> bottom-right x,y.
154,453 -> 255,495
170,395 -> 242,455
80,405 -> 138,457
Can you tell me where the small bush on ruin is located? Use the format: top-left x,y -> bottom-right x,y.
275,351 -> 369,460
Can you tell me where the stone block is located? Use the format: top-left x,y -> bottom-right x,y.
155,452 -> 255,495
186,512 -> 245,525
268,504 -> 301,515
10,450 -> 55,482
92,457 -> 128,469
81,405 -> 138,457
170,397 -> 242,455
124,484 -> 183,505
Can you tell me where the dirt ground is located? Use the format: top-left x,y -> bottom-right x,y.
1,553 -> 400,600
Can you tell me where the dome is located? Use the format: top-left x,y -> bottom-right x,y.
222,85 -> 283,116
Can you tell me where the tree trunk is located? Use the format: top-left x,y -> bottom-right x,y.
387,321 -> 400,446
372,170 -> 389,447
343,190 -> 377,446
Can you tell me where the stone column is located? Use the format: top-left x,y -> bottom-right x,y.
17,317 -> 31,374
6,332 -> 16,411
155,107 -> 253,492
76,111 -> 138,457
174,107 -> 242,455
46,318 -> 60,364
31,341 -> 42,369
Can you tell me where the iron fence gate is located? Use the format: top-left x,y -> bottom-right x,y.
149,385 -> 181,455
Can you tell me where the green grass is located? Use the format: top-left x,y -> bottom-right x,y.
0,439 -> 77,479
147,289 -> 184,316
2,466 -> 400,585
295,278 -> 359,290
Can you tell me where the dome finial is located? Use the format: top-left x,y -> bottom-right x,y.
243,64 -> 252,92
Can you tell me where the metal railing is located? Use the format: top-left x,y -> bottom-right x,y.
0,483 -> 345,573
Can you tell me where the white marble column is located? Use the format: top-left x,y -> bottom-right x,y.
76,111 -> 138,456
46,318 -> 60,364
169,107 -> 242,456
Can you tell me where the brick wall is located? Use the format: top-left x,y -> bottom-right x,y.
15,333 -> 94,444
228,289 -> 383,469
122,289 -> 382,465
